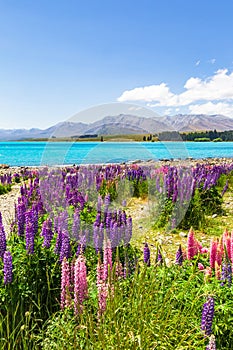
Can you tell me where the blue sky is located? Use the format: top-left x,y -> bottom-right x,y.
1,0 -> 233,129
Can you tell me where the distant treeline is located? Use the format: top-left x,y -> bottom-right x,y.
157,130 -> 233,141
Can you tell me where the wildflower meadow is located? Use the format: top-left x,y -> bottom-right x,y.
1,162 -> 233,349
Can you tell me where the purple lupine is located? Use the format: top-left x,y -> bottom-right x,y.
3,251 -> 13,284
60,257 -> 71,309
206,335 -> 216,350
0,211 -> 2,226
54,228 -> 62,255
143,243 -> 150,266
17,200 -> 26,236
72,210 -> 80,241
25,210 -> 35,254
59,230 -> 71,262
221,179 -> 228,196
220,259 -> 232,287
157,248 -> 163,265
41,218 -> 53,248
175,245 -> 183,265
74,254 -> 88,314
0,222 -> 6,259
201,297 -> 215,337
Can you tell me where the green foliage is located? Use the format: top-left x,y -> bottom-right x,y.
194,137 -> 211,142
0,183 -> 11,195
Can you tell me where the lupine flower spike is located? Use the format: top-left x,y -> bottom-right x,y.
206,334 -> 216,350
201,296 -> 215,337
143,243 -> 150,266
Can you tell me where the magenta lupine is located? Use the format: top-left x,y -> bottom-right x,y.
3,251 -> 13,284
103,239 -> 112,281
187,228 -> 198,260
198,263 -> 205,270
231,231 -> 233,264
201,297 -> 215,336
60,257 -> 71,310
74,254 -> 88,314
0,222 -> 6,259
210,239 -> 218,269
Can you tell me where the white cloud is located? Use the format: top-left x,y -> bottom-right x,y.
117,83 -> 178,106
189,102 -> 233,117
117,69 -> 233,116
178,69 -> 233,105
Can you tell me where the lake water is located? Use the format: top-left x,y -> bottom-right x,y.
0,141 -> 233,166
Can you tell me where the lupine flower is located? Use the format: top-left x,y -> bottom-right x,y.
206,334 -> 216,350
221,259 -> 232,287
74,254 -> 88,314
210,239 -> 218,269
187,228 -> 198,260
3,251 -> 13,284
60,257 -> 71,309
25,210 -> 35,254
198,263 -> 205,270
221,179 -> 228,196
175,245 -> 183,265
59,230 -> 71,262
143,243 -> 150,266
157,248 -> 163,265
41,218 -> 53,248
0,222 -> 6,259
201,297 -> 215,336
97,257 -> 108,317
103,239 -> 112,281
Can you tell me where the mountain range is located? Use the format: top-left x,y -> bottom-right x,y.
1,114 -> 233,141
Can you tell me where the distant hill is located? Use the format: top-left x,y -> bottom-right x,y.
1,114 -> 233,140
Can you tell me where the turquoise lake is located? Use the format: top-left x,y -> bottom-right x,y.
0,141 -> 233,166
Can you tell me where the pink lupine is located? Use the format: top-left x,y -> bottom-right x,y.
97,257 -> 108,317
210,239 -> 217,269
223,229 -> 231,260
61,257 -> 71,310
187,228 -> 198,260
103,238 -> 112,281
74,254 -> 88,314
201,247 -> 209,254
230,231 -> 233,263
198,263 -> 205,271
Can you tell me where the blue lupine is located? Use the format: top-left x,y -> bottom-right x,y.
201,297 -> 215,336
